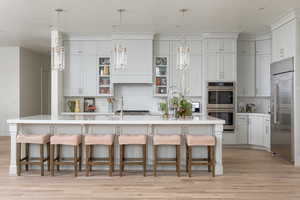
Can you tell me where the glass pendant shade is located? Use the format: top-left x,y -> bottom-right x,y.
51,29 -> 65,71
113,42 -> 127,71
176,44 -> 190,71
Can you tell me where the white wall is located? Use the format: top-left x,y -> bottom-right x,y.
19,47 -> 50,117
0,47 -> 20,136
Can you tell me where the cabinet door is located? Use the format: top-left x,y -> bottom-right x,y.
64,53 -> 83,96
154,40 -> 170,56
206,53 -> 219,81
272,29 -> 281,62
206,39 -> 221,53
222,53 -> 236,81
82,55 -> 97,96
248,117 -> 254,145
236,116 -> 248,144
256,40 -> 271,55
189,55 -> 202,96
222,39 -> 236,53
264,118 -> 271,150
256,54 -> 271,96
96,40 -> 112,56
238,41 -> 255,56
237,55 -> 255,96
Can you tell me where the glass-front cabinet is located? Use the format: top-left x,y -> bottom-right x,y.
154,56 -> 168,96
97,57 -> 113,96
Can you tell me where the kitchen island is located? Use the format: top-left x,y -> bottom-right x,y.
7,115 -> 225,176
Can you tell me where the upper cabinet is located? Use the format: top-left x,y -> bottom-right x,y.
111,38 -> 153,84
64,41 -> 97,96
204,37 -> 237,82
237,40 -> 255,96
272,20 -> 296,62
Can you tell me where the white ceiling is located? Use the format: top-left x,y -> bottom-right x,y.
0,0 -> 299,54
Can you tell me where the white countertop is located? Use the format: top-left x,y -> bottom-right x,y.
237,113 -> 270,117
7,115 -> 225,125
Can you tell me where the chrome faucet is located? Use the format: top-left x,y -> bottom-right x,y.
120,96 -> 124,120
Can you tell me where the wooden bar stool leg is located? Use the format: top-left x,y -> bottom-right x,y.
74,145 -> 78,177
186,144 -> 189,173
153,145 -> 157,177
40,144 -> 44,176
108,145 -> 113,176
56,144 -> 60,171
176,145 -> 180,177
47,143 -> 50,171
188,146 -> 192,177
119,144 -> 124,177
90,145 -> 93,172
25,143 -> 29,171
85,145 -> 90,176
112,143 -> 115,172
50,144 -> 54,176
143,144 -> 147,177
16,143 -> 21,176
79,143 -> 82,172
208,146 -> 211,172
211,146 -> 215,177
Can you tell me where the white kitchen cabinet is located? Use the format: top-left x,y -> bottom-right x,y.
256,40 -> 271,55
256,54 -> 271,96
96,40 -> 112,56
237,55 -> 255,96
189,55 -> 202,96
205,38 -> 236,81
64,41 -> 97,96
237,113 -> 270,149
272,20 -> 296,62
238,41 -> 255,56
236,115 -> 248,144
205,39 -> 235,53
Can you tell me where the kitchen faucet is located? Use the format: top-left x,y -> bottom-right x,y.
120,96 -> 124,120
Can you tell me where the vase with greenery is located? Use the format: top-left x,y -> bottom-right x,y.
170,95 -> 192,119
159,101 -> 169,119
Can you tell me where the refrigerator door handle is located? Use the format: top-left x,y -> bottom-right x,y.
274,84 -> 278,124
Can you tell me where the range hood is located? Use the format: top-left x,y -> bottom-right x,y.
111,34 -> 154,84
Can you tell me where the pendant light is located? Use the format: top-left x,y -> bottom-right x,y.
51,8 -> 65,71
176,9 -> 190,71
113,9 -> 128,71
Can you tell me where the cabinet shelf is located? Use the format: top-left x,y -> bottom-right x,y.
98,57 -> 113,96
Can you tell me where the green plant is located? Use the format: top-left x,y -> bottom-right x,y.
170,95 -> 192,118
159,101 -> 169,118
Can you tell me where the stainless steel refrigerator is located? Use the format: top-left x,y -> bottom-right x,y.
270,57 -> 294,162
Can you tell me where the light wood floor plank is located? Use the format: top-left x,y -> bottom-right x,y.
1,136 -> 300,199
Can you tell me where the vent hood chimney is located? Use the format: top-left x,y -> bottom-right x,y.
111,34 -> 154,84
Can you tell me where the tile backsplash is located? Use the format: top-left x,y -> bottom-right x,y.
237,97 -> 270,114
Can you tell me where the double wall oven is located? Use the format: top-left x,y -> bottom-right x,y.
207,82 -> 235,131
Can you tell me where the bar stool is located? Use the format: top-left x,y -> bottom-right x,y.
85,134 -> 115,176
186,135 -> 216,177
50,134 -> 82,177
16,134 -> 50,176
153,135 -> 181,177
118,135 -> 147,177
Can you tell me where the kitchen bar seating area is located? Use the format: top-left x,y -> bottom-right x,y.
2,0 -> 300,199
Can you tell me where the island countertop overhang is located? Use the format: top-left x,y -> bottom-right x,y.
7,115 -> 225,125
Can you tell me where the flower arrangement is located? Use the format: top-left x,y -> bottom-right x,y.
170,95 -> 192,119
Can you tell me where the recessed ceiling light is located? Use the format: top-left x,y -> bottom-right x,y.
258,7 -> 265,11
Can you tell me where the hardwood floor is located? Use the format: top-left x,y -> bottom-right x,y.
1,136 -> 300,200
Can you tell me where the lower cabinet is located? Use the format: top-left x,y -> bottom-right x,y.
236,113 -> 270,150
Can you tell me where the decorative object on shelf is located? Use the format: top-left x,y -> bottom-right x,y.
67,100 -> 76,112
176,9 -> 191,71
107,97 -> 115,113
154,57 -> 168,95
98,57 -> 112,95
74,99 -> 81,113
84,98 -> 96,112
51,9 -> 65,71
159,101 -> 169,119
113,9 -> 128,71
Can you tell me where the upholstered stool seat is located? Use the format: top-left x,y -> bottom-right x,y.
118,135 -> 147,176
85,134 -> 114,145
186,135 -> 216,146
50,134 -> 81,146
17,134 -> 50,144
153,135 -> 181,177
118,135 -> 147,145
16,134 -> 50,176
185,135 -> 216,177
85,134 -> 115,176
50,134 -> 82,177
153,135 -> 181,145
